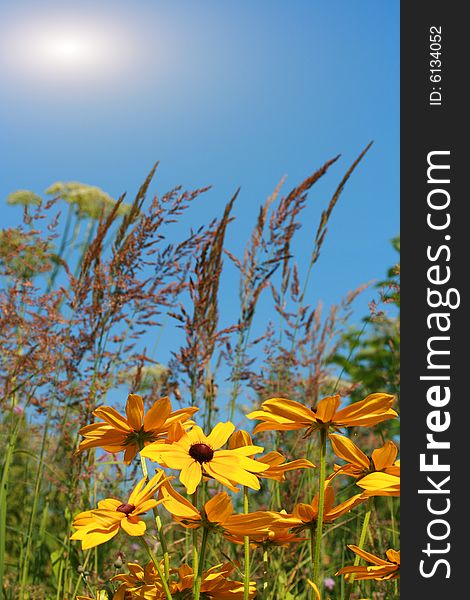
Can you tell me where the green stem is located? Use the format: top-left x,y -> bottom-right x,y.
192,490 -> 199,594
345,497 -> 374,599
19,401 -> 54,598
139,453 -> 170,578
262,545 -> 269,600
0,412 -> 23,589
312,428 -> 327,586
194,526 -> 209,600
140,537 -> 173,600
243,486 -> 250,600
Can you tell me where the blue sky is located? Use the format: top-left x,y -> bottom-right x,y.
0,1 -> 399,373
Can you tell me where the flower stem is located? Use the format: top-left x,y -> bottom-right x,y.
139,453 -> 170,578
194,526 -> 209,600
312,427 -> 327,586
243,486 -> 250,600
262,545 -> 269,600
345,497 -> 374,599
192,490 -> 199,595
140,537 -> 173,600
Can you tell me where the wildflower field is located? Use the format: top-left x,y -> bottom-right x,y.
0,148 -> 400,599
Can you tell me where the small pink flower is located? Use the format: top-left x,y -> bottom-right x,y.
323,577 -> 335,591
13,405 -> 24,415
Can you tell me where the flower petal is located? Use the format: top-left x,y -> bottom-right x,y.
180,460 -> 202,495
315,395 -> 341,423
206,458 -> 261,490
203,462 -> 240,493
121,517 -> 146,536
372,441 -> 398,471
386,549 -> 400,565
204,492 -> 234,523
347,544 -> 391,565
77,524 -> 120,549
357,472 -> 400,497
161,483 -> 200,519
334,393 -> 397,427
229,430 -> 253,449
205,422 -> 235,450
143,396 -> 172,432
259,398 -> 316,423
329,434 -> 370,470
93,406 -> 131,432
125,394 -> 144,431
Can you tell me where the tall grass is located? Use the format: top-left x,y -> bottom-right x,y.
0,148 -> 399,599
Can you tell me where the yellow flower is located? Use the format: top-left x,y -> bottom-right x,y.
329,434 -> 400,478
140,422 -> 269,494
160,483 -> 235,530
356,472 -> 400,497
336,545 -> 400,581
76,394 -> 198,463
112,561 -> 165,599
328,434 -> 400,497
247,393 -> 397,437
173,563 -> 256,599
225,525 -> 305,547
71,472 -> 167,549
229,430 -> 315,481
288,486 -> 365,529
115,562 -> 256,599
160,481 -> 286,540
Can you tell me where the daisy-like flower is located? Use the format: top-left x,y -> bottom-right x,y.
112,561 -> 166,599
76,394 -> 198,464
336,545 -> 400,581
356,471 -> 400,497
329,434 -> 400,479
140,422 -> 269,494
71,472 -> 168,549
173,563 -> 256,599
247,393 -> 397,437
160,481 -> 286,540
160,484 -> 235,530
229,430 -> 315,481
225,525 -> 305,548
288,486 -> 366,530
328,434 -> 400,497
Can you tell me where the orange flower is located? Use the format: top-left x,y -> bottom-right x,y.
288,486 -> 365,530
328,434 -> 400,497
228,430 -> 315,481
114,561 -> 256,599
329,434 -> 400,479
224,526 -> 305,548
173,563 -> 256,599
159,484 -> 234,530
112,561 -> 166,599
247,393 -> 397,437
76,394 -> 198,464
71,472 -> 168,549
160,481 -> 286,540
356,472 -> 400,497
336,545 -> 400,581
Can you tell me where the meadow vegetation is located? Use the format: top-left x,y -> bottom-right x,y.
0,146 -> 399,599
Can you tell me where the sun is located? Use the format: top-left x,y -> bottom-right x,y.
40,35 -> 96,67
0,13 -> 138,87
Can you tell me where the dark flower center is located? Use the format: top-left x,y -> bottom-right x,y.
189,443 -> 214,463
116,503 -> 136,515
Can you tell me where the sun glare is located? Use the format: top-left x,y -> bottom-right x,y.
0,14 -> 138,87
40,35 -> 95,66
